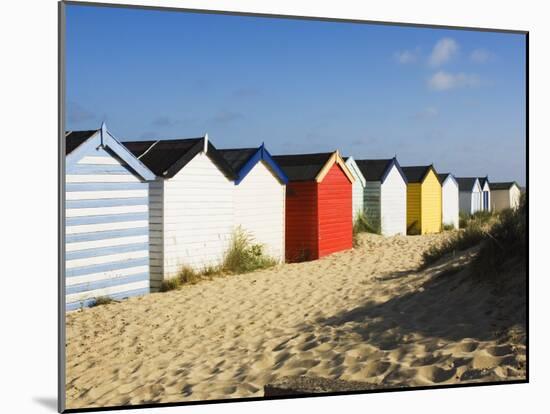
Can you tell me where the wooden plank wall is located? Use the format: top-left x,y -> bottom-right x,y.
65,147 -> 150,311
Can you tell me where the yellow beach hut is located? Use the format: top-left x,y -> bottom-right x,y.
402,165 -> 442,234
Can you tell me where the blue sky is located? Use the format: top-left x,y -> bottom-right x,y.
65,4 -> 526,185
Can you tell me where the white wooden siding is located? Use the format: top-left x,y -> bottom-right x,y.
491,186 -> 521,211
345,158 -> 366,220
380,165 -> 407,236
441,178 -> 459,229
160,153 -> 234,277
234,161 -> 285,261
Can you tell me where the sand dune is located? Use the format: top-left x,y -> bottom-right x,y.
65,233 -> 526,409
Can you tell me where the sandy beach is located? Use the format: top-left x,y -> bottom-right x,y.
65,233 -> 526,409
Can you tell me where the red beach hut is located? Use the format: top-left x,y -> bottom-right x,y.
273,151 -> 355,262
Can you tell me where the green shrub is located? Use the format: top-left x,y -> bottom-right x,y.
421,221 -> 485,268
459,212 -> 469,229
222,227 -> 278,273
407,221 -> 421,235
160,265 -> 200,292
472,194 -> 526,279
353,212 -> 379,235
442,223 -> 456,231
91,296 -> 116,307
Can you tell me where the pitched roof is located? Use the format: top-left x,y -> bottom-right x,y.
65,130 -> 97,155
218,148 -> 259,172
490,181 -> 519,190
401,165 -> 434,183
122,137 -> 235,179
354,159 -> 393,181
478,176 -> 489,188
272,152 -> 333,181
455,177 -> 479,192
218,146 -> 288,185
438,173 -> 449,183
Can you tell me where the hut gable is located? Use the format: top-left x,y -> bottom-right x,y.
438,173 -> 460,229
274,151 -> 353,261
65,124 -> 154,311
353,157 -> 407,236
219,145 -> 288,262
456,177 -> 482,215
490,181 -> 521,211
402,165 -> 441,234
122,136 -> 236,281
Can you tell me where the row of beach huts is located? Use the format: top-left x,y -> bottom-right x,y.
64,124 -> 522,310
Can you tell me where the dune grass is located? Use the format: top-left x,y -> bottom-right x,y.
222,227 -> 278,273
91,296 -> 116,307
353,212 -> 380,246
161,227 -> 277,292
421,195 -> 526,274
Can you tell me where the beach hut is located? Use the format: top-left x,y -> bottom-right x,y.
490,182 -> 522,211
402,165 -> 442,234
272,151 -> 355,262
456,177 -> 483,215
353,158 -> 407,236
438,173 -> 460,229
478,176 -> 491,211
123,135 -> 236,288
344,156 -> 367,220
65,123 -> 155,310
218,144 -> 288,261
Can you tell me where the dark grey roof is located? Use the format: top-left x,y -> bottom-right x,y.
272,152 -> 333,181
490,181 -> 519,190
401,165 -> 434,183
218,148 -> 258,173
122,138 -> 235,179
354,159 -> 393,181
478,177 -> 489,188
438,173 -> 450,183
65,130 -> 97,155
456,177 -> 479,192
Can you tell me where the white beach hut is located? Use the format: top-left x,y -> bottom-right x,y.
344,156 -> 367,220
490,182 -> 522,211
218,144 -> 288,262
456,177 -> 482,215
354,158 -> 408,236
123,135 -> 236,289
65,124 -> 155,310
438,173 -> 459,229
478,176 -> 491,211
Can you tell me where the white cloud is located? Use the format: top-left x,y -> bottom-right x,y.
429,38 -> 459,67
470,48 -> 493,63
428,71 -> 480,91
394,48 -> 419,64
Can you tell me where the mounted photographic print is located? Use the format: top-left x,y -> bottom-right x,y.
58,1 -> 528,411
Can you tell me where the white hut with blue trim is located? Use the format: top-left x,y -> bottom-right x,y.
65,123 -> 155,311
218,144 -> 288,261
438,173 -> 460,229
478,176 -> 491,211
123,135 -> 237,287
344,156 -> 367,220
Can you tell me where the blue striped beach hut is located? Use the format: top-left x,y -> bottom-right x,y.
65,123 -> 155,311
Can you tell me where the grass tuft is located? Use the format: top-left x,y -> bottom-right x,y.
222,227 -> 278,273
91,296 -> 116,307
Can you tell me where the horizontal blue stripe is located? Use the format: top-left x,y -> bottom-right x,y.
66,165 -> 135,175
66,212 -> 148,227
66,272 -> 149,295
66,197 -> 149,209
66,227 -> 148,244
65,287 -> 150,311
66,242 -> 149,261
66,182 -> 147,192
66,257 -> 149,277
